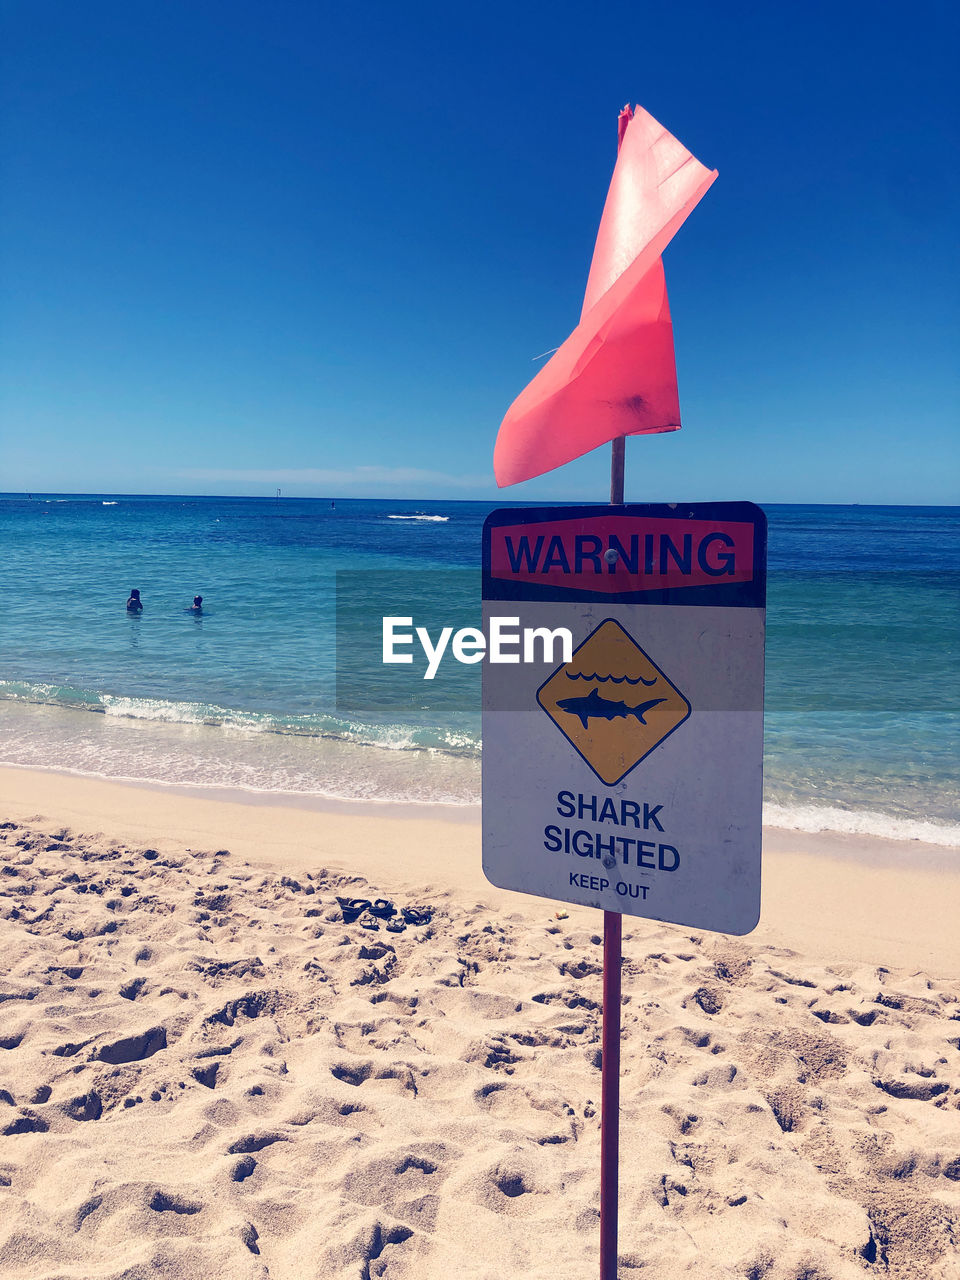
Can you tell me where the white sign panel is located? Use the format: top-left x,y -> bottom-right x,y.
482,502 -> 766,935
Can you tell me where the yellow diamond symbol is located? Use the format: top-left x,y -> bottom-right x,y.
537,618 -> 691,786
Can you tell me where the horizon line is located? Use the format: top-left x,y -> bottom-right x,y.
1,491 -> 956,510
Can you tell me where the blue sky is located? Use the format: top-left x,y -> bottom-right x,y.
1,0 -> 957,504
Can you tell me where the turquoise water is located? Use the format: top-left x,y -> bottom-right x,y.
1,495 -> 957,843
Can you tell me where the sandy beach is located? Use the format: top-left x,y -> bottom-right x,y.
1,764 -> 958,1279
4,2 -> 957,1275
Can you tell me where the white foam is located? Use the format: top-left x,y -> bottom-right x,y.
1,685 -> 481,756
0,759 -> 478,808
101,696 -> 226,725
2,703 -> 953,826
387,514 -> 449,522
3,688 -> 953,836
763,802 -> 960,848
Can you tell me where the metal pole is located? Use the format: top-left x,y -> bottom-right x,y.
600,906 -> 622,1278
610,437 -> 625,505
601,108 -> 631,1280
600,435 -> 625,1280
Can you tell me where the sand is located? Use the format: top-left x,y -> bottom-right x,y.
0,765 -> 958,1279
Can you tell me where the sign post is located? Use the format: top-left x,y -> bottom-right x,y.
601,437 -> 625,1280
481,498 -> 766,1275
488,102 -> 723,1279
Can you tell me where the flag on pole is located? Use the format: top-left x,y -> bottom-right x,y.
493,106 -> 717,488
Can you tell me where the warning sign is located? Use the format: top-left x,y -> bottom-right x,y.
537,619 -> 691,786
481,501 -> 766,936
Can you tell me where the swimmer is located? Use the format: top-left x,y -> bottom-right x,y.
189,595 -> 203,613
126,588 -> 143,613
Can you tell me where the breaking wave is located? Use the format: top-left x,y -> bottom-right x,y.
763,802 -> 960,848
0,679 -> 480,758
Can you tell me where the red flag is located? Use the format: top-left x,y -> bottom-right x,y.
494,106 -> 716,487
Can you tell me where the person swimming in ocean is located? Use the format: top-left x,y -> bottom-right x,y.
126,588 -> 142,612
189,595 -> 203,613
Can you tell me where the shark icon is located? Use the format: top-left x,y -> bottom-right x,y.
536,618 -> 691,785
555,687 -> 665,730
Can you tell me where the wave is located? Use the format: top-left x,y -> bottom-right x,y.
101,501 -> 119,506
387,514 -> 449,522
763,802 -> 960,848
2,681 -> 956,844
0,759 -> 480,808
0,680 -> 481,758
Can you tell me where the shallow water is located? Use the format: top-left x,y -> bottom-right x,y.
1,494 -> 957,844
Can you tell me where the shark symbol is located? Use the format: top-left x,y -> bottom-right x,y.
536,619 -> 691,785
555,687 -> 665,730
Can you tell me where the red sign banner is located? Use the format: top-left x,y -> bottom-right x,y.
489,515 -> 755,594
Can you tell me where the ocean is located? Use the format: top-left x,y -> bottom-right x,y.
1,495 -> 957,846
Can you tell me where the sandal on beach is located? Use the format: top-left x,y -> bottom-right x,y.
401,906 -> 432,927
336,896 -> 371,924
369,898 -> 396,920
385,918 -> 406,934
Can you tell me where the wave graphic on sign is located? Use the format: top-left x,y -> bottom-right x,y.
566,671 -> 658,686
